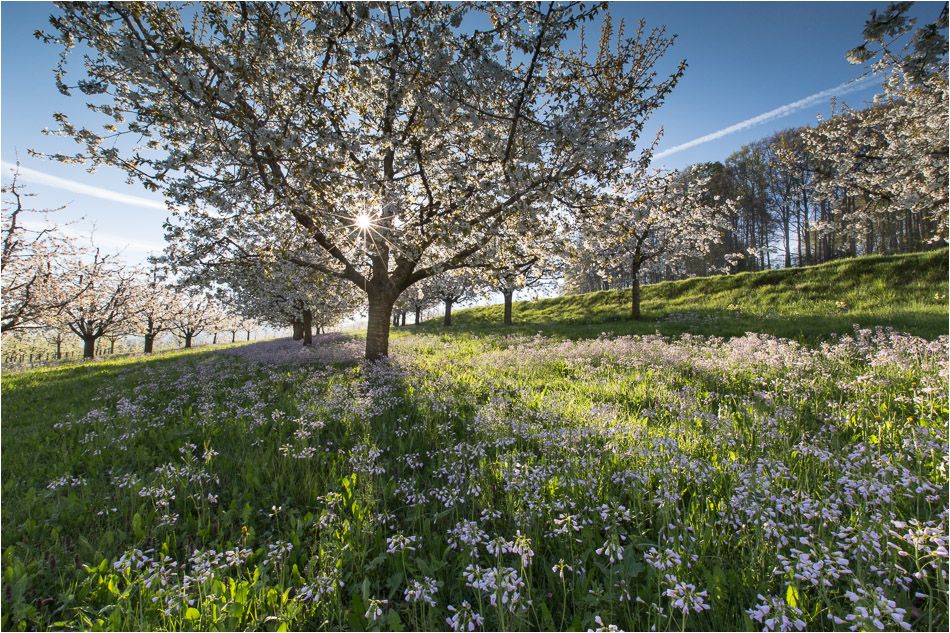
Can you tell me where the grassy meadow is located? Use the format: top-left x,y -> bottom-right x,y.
1,252 -> 948,632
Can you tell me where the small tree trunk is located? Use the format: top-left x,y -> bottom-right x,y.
415,306 -> 422,324
292,320 -> 303,340
184,333 -> 193,349
365,291 -> 395,360
246,330 -> 251,341
55,334 -> 62,359
109,339 -> 116,354
231,331 -> 236,343
82,335 -> 96,359
783,211 -> 792,268
144,333 -> 155,353
503,290 -> 514,326
631,260 -> 642,320
400,311 -> 406,326
302,309 -> 313,346
444,299 -> 453,326
393,312 -> 400,327
213,332 -> 218,345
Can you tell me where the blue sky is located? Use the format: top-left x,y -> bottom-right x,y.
1,1 -> 941,264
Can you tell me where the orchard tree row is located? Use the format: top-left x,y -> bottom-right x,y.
4,171 -> 279,361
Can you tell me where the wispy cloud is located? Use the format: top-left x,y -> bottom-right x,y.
1,161 -> 168,211
653,73 -> 880,160
19,217 -> 166,255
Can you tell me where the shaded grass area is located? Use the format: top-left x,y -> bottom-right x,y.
1,344 -> 253,527
432,249 -> 949,342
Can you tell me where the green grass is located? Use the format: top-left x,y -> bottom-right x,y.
439,249 -> 949,341
1,251 -> 947,631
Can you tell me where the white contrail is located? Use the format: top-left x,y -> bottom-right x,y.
19,218 -> 166,254
653,73 -> 880,160
0,161 -> 168,211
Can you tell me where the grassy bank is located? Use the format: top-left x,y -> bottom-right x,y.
441,249 -> 948,341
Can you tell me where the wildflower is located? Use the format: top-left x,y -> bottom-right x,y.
114,548 -> 154,574
747,594 -> 806,631
364,597 -> 387,622
507,531 -> 535,567
595,537 -> 624,565
386,533 -> 418,554
446,601 -> 484,631
645,547 -> 682,572
663,581 -> 711,615
262,541 -> 293,568
448,520 -> 487,556
839,583 -> 912,631
298,573 -> 344,603
404,577 -> 438,607
486,536 -> 509,557
553,558 -> 573,579
589,615 -> 623,632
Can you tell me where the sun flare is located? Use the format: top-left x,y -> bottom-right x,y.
355,213 -> 372,231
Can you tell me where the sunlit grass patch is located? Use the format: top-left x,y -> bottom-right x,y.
446,249 -> 949,341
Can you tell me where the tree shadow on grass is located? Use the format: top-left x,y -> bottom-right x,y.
415,309 -> 949,345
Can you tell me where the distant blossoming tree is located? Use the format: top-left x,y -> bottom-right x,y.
1,166 -> 86,333
171,292 -> 219,349
128,262 -> 182,353
804,2 -> 948,244
582,167 -> 730,319
419,269 -> 485,327
55,248 -> 135,359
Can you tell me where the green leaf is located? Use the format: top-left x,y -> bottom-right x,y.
132,512 -> 145,539
539,602 -> 556,630
786,584 -> 799,609
387,571 -> 404,592
184,607 -> 201,621
385,609 -> 404,631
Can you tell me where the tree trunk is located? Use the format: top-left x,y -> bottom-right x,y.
631,261 -> 642,320
247,330 -> 251,341
213,332 -> 218,344
292,320 -> 303,340
783,210 -> 792,268
109,339 -> 116,355
184,333 -> 193,349
415,306 -> 422,324
393,312 -> 400,327
443,299 -> 453,326
400,311 -> 406,326
55,334 -> 62,359
503,290 -> 514,326
144,333 -> 155,353
82,335 -> 96,359
231,331 -> 236,343
302,309 -> 313,346
365,292 -> 395,360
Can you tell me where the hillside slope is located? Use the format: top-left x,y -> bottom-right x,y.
443,249 -> 949,340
